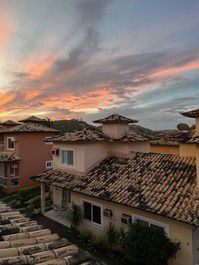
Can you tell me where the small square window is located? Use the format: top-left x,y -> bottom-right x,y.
61,150 -> 74,166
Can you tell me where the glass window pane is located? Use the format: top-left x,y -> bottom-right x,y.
0,164 -> 4,177
92,205 -> 101,224
62,151 -> 67,164
150,224 -> 164,233
136,219 -> 149,227
84,201 -> 91,221
67,151 -> 74,165
62,189 -> 71,203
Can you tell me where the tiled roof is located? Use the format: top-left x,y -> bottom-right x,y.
45,128 -> 147,143
0,201 -> 103,265
49,128 -> 111,143
0,152 -> 20,162
181,108 -> 199,118
0,123 -> 59,133
0,120 -> 20,126
93,113 -> 138,124
33,152 -> 199,226
150,131 -> 188,146
19,116 -> 46,123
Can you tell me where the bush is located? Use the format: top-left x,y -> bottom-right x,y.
18,185 -> 40,202
105,223 -> 120,250
177,123 -> 189,131
67,203 -> 82,230
78,230 -> 93,248
89,234 -> 106,254
120,224 -> 180,265
29,197 -> 41,209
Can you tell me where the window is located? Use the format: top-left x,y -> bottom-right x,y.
7,137 -> 15,150
61,149 -> 74,167
0,177 -> 7,186
62,189 -> 71,205
83,201 -> 102,226
46,161 -> 53,169
10,164 -> 15,177
10,177 -> 19,186
133,215 -> 169,235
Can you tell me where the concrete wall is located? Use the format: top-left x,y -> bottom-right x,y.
52,189 -> 194,265
150,145 -> 179,155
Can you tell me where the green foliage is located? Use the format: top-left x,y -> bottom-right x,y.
78,230 -> 93,247
29,197 -> 41,209
18,185 -> 40,202
177,123 -> 189,131
89,235 -> 106,254
105,223 -> 120,249
67,203 -> 82,230
120,224 -> 180,265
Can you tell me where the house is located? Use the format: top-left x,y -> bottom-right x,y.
150,131 -> 187,155
0,201 -> 102,264
33,111 -> 199,265
0,116 -> 59,192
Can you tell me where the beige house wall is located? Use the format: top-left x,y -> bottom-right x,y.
53,141 -> 149,172
51,189 -> 194,265
179,144 -> 197,157
150,145 -> 179,155
102,123 -> 129,138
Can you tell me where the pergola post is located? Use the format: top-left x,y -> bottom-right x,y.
41,182 -> 45,214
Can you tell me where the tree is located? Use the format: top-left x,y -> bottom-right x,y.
120,224 -> 180,265
67,203 -> 82,231
177,123 -> 189,131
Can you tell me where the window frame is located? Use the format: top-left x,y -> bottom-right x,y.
82,199 -> 103,228
132,214 -> 169,236
7,137 -> 15,151
62,189 -> 71,205
10,177 -> 20,187
0,177 -> 7,187
10,164 -> 15,177
60,148 -> 75,168
46,160 -> 53,169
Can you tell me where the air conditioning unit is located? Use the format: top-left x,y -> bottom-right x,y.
103,208 -> 113,218
52,149 -> 59,155
121,214 -> 132,225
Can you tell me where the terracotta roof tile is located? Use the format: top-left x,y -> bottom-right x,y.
150,131 -> 188,146
0,152 -> 20,162
181,108 -> 199,118
0,123 -> 59,133
33,152 -> 199,226
0,120 -> 20,126
46,128 -> 147,143
0,201 -> 104,264
93,113 -> 138,124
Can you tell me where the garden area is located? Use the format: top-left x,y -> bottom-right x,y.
59,204 -> 181,265
0,184 -> 51,216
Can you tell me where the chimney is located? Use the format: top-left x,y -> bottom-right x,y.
93,113 -> 138,139
180,108 -> 199,187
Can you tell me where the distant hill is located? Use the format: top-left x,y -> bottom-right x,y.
47,119 -> 96,132
47,119 -> 175,136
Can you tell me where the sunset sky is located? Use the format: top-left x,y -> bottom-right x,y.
0,0 -> 199,129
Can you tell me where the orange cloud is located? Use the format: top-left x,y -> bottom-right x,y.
149,60 -> 199,78
24,56 -> 57,78
0,93 -> 16,106
24,90 -> 42,101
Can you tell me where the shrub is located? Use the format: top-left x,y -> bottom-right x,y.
67,203 -> 82,230
120,224 -> 180,265
78,230 -> 93,248
89,234 -> 106,254
105,223 -> 120,250
29,197 -> 41,209
18,185 -> 40,202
